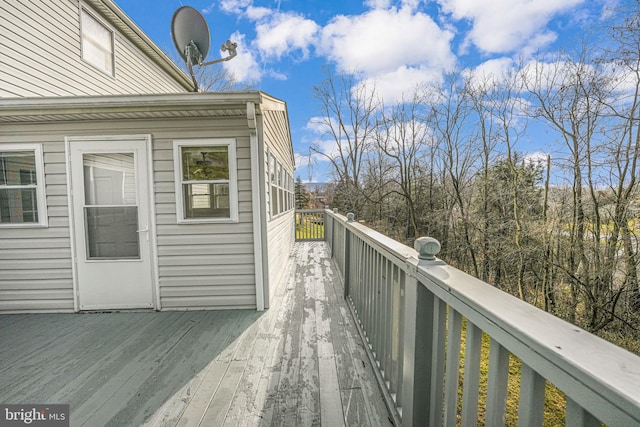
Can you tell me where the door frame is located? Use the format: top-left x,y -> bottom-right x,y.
65,134 -> 160,312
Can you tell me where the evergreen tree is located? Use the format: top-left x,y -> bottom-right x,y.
295,177 -> 310,209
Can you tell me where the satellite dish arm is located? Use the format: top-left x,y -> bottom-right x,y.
199,40 -> 237,66
182,39 -> 238,92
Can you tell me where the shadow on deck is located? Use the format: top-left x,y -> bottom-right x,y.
0,242 -> 392,426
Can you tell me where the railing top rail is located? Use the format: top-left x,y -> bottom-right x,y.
295,209 -> 327,214
324,209 -> 640,425
325,209 -> 417,268
413,259 -> 640,425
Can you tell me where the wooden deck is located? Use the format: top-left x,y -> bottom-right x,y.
0,242 -> 392,426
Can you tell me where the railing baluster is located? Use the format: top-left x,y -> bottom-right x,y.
379,258 -> 388,379
375,250 -> 383,358
461,322 -> 482,427
430,296 -> 447,427
486,340 -> 509,427
383,259 -> 393,383
565,398 -> 600,427
390,264 -> 401,396
361,243 -> 368,332
444,308 -> 462,427
396,268 -> 405,405
518,363 -> 545,427
368,247 -> 373,341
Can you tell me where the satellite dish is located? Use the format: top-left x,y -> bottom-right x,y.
171,6 -> 210,63
170,6 -> 238,92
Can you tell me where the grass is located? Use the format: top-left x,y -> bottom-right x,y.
457,319 -> 566,426
295,216 -> 325,240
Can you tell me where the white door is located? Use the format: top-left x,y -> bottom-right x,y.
69,138 -> 154,310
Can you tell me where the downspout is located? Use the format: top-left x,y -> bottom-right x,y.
248,101 -> 267,311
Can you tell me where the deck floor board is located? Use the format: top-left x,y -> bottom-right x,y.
0,242 -> 391,426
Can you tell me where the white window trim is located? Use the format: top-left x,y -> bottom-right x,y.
79,6 -> 115,77
0,143 -> 48,228
269,152 -> 294,219
173,139 -> 239,224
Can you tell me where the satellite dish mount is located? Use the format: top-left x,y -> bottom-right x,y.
171,6 -> 238,92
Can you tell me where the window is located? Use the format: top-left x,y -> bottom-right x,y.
173,139 -> 238,223
269,153 -> 294,218
0,144 -> 47,227
81,9 -> 114,75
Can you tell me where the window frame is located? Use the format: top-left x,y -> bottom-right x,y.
269,152 -> 294,219
80,7 -> 115,77
173,139 -> 238,224
0,143 -> 48,228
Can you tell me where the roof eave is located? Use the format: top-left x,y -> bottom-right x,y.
0,92 -> 286,123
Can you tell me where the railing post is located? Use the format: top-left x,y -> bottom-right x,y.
402,237 -> 442,426
402,271 -> 433,426
344,213 -> 354,298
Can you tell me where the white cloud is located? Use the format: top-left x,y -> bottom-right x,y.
294,152 -> 312,169
246,6 -> 271,20
219,0 -> 252,15
305,117 -> 331,135
304,118 -> 345,161
435,0 -> 584,53
311,137 -> 342,160
524,151 -> 549,167
364,0 -> 393,9
202,2 -> 217,15
519,31 -> 558,59
255,12 -> 320,60
464,57 -> 516,85
222,32 -> 262,83
358,65 -> 443,103
319,8 -> 455,77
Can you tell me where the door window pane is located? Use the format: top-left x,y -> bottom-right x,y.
83,153 -> 136,205
86,206 -> 140,259
83,153 -> 139,260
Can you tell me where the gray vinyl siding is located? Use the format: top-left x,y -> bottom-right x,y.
0,135 -> 74,313
0,0 -> 187,98
0,116 -> 257,312
263,109 -> 295,299
153,123 -> 257,310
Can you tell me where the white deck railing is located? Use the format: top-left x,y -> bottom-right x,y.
295,209 -> 326,241
315,209 -> 640,427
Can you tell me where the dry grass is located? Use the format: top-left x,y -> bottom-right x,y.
457,320 -> 566,426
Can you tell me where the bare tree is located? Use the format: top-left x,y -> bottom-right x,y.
374,90 -> 431,240
311,69 -> 380,216
172,52 -> 254,92
599,0 -> 640,316
428,73 -> 480,276
465,74 -> 499,283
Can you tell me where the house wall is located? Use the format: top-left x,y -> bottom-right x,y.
0,133 -> 74,312
0,0 -> 188,98
0,116 -> 257,312
262,109 -> 295,301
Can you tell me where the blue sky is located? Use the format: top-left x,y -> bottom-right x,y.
115,0 -> 616,182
